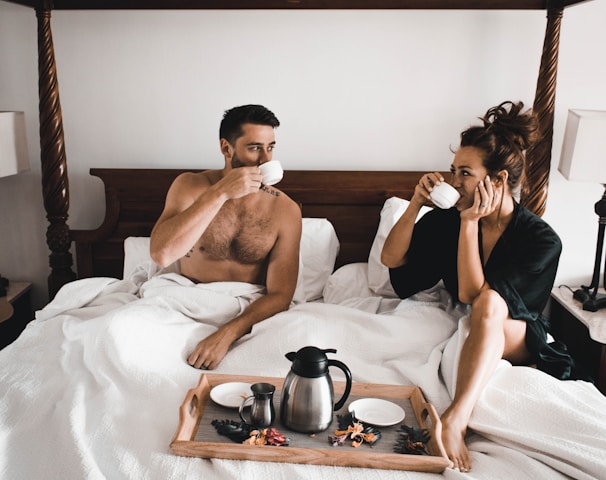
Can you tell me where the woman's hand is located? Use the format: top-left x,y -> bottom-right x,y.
414,172 -> 444,206
460,175 -> 500,221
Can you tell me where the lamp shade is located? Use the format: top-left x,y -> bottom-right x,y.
559,109 -> 606,184
0,111 -> 29,178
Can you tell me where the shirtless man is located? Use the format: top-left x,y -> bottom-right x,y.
150,105 -> 302,370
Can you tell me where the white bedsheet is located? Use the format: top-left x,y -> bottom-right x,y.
1,273 -> 605,480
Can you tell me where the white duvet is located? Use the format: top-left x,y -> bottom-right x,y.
1,271 -> 605,480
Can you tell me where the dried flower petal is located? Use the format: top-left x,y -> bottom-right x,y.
329,417 -> 382,448
211,419 -> 288,447
393,425 -> 431,455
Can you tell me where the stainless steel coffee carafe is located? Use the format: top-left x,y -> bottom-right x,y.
280,346 -> 352,433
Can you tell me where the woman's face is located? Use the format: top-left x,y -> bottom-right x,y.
449,146 -> 489,211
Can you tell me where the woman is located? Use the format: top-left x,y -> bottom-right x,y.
381,101 -> 568,472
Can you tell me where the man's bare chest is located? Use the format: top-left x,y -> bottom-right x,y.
199,200 -> 276,264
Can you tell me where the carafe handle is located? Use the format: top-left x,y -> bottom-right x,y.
329,359 -> 352,411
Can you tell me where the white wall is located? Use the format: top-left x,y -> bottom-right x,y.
1,1 -> 605,309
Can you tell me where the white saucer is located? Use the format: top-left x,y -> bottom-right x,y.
348,398 -> 405,426
210,382 -> 252,408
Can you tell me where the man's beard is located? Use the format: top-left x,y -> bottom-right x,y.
231,153 -> 245,169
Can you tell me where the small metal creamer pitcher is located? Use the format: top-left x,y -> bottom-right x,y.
238,382 -> 276,428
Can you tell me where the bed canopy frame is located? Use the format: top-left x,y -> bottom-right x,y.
6,0 -> 591,299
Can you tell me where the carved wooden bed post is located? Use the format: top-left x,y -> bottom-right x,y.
522,5 -> 563,217
36,2 -> 77,300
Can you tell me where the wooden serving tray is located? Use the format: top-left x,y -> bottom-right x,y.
170,373 -> 450,472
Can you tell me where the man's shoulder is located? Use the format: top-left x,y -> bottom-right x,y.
176,169 -> 217,183
253,187 -> 301,227
271,187 -> 302,214
172,170 -> 218,191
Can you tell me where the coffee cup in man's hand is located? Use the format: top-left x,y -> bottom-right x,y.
259,161 -> 284,186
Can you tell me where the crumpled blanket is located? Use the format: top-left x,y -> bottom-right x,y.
1,273 -> 605,480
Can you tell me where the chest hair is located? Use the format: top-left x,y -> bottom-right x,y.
199,200 -> 274,264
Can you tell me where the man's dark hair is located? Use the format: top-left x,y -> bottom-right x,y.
219,104 -> 280,145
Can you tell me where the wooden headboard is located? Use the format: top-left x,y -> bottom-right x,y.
4,0 -> 593,297
70,169 -> 445,280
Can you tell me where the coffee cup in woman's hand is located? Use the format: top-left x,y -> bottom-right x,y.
430,182 -> 460,209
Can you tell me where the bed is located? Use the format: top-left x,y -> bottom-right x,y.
2,168 -> 606,480
2,1 -> 606,479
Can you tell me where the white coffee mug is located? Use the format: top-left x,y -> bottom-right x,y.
259,161 -> 284,186
430,182 -> 460,209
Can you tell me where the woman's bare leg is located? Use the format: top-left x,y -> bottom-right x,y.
441,289 -> 528,472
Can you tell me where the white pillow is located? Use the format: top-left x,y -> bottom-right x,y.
123,236 -> 155,279
123,218 -> 340,302
123,237 -> 180,281
367,197 -> 431,298
293,218 -> 340,303
322,262 -> 373,305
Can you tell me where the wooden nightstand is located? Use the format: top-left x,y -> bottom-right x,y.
550,286 -> 606,395
0,281 -> 34,350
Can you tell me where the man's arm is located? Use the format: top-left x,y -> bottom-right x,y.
187,200 -> 302,370
150,167 -> 263,267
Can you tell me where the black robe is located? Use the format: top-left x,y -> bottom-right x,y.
389,201 -> 589,381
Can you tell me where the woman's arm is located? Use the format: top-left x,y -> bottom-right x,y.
457,177 -> 499,304
381,172 -> 444,268
457,217 -> 485,304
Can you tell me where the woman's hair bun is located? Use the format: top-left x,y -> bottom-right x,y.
482,101 -> 538,151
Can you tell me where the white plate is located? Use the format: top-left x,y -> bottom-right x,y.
210,382 -> 252,409
348,398 -> 406,426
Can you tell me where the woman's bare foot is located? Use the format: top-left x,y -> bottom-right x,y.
441,410 -> 472,472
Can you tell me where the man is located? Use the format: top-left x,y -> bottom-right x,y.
150,105 -> 302,369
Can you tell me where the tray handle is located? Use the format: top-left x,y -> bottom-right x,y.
418,401 -> 450,465
171,380 -> 206,443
